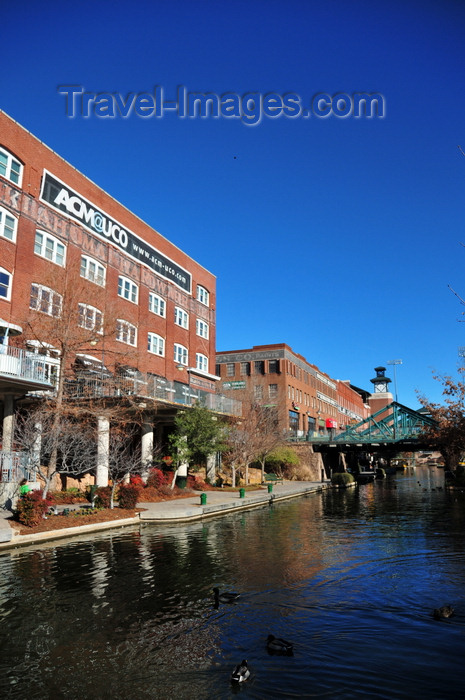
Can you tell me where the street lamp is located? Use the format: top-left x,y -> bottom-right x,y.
386,359 -> 402,403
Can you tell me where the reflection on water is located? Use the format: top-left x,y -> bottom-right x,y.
1,467 -> 464,699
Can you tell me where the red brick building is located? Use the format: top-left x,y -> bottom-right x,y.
0,110 -> 238,489
216,343 -> 369,438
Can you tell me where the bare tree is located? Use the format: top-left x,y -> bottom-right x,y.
15,401 -> 149,504
245,403 -> 286,482
223,425 -> 250,487
14,406 -> 96,498
105,425 -> 144,508
15,255 -> 140,478
223,387 -> 286,485
19,256 -> 126,402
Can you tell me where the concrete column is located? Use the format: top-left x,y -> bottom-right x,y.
141,417 -> 153,480
176,435 -> 188,487
2,394 -> 14,452
96,416 -> 110,486
206,453 -> 216,484
177,459 -> 188,478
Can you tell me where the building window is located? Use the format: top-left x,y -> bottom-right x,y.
196,318 -> 209,339
226,362 -> 235,377
118,276 -> 138,304
30,284 -> 62,316
254,360 -> 265,375
269,384 -> 278,399
149,292 -> 166,317
174,306 -> 189,329
116,319 -> 137,346
0,147 -> 22,186
0,207 -> 17,242
80,255 -> 106,286
196,285 -> 209,306
174,343 -> 188,366
148,332 -> 165,356
268,359 -> 280,374
289,410 -> 299,435
240,362 -> 250,376
196,353 -> 208,372
254,385 -> 263,400
34,230 -> 66,266
78,303 -> 103,333
0,268 -> 12,300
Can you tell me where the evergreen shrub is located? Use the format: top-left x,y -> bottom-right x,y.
331,472 -> 355,486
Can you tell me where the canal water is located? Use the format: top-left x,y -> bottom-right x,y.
1,466 -> 464,699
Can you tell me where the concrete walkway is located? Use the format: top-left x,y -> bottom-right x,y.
0,481 -> 329,549
138,480 -> 328,522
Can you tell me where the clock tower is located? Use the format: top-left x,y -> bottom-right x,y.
368,366 -> 393,414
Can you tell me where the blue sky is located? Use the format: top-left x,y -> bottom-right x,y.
3,0 -> 465,408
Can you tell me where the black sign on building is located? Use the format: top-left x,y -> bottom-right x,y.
40,171 -> 192,293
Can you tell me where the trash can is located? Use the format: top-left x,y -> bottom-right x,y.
200,493 -> 207,505
176,476 -> 187,489
239,488 -> 245,499
89,485 -> 98,504
267,483 -> 273,493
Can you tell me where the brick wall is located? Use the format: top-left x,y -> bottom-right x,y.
0,111 -> 216,385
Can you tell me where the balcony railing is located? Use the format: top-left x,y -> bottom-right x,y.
0,451 -> 34,483
63,373 -> 242,416
0,346 -> 53,388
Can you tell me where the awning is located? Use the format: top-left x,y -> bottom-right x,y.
188,367 -> 220,381
117,364 -> 139,377
0,319 -> 23,336
75,354 -> 109,375
117,364 -> 147,384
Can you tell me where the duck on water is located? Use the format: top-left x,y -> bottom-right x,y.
213,587 -> 240,604
231,660 -> 250,683
266,634 -> 294,655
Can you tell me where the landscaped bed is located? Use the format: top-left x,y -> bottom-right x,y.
9,507 -> 140,536
10,473 -> 266,537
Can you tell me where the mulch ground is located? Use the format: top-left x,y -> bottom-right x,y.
9,507 -> 141,536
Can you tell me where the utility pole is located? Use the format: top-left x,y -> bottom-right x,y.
387,359 -> 402,403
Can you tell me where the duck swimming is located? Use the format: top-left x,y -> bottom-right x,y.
231,659 -> 250,683
433,605 -> 454,620
266,634 -> 294,654
213,587 -> 240,604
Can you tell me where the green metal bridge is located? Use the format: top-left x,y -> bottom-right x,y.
307,402 -> 436,447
